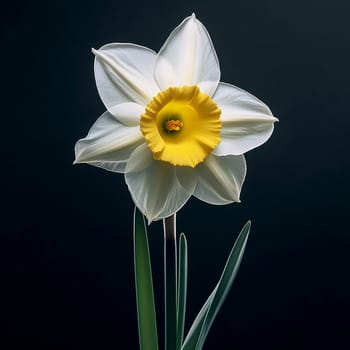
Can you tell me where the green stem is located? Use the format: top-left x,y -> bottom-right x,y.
164,214 -> 177,350
177,233 -> 188,349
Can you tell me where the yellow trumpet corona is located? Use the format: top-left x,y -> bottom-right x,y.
140,86 -> 221,168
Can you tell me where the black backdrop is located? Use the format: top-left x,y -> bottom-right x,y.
3,0 -> 350,349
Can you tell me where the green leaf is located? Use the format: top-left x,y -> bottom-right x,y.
196,220 -> 251,350
177,233 -> 188,350
181,221 -> 251,350
133,207 -> 159,350
181,288 -> 216,350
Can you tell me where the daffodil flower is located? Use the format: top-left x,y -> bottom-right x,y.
74,14 -> 277,222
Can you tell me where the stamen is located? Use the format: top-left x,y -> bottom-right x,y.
165,119 -> 183,132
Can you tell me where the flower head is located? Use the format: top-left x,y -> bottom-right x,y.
74,14 -> 277,222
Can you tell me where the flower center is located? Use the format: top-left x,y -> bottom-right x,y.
140,86 -> 221,167
165,119 -> 183,132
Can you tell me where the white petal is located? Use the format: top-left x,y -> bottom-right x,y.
155,14 -> 220,96
86,161 -> 128,173
193,154 -> 246,205
125,144 -> 196,222
93,44 -> 159,109
213,82 -> 278,156
175,166 -> 198,194
109,102 -> 144,127
74,111 -> 144,173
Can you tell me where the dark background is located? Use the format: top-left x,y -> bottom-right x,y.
2,0 -> 350,349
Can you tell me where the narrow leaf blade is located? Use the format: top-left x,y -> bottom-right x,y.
181,288 -> 216,350
195,221 -> 251,350
134,207 -> 159,350
177,233 -> 188,349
